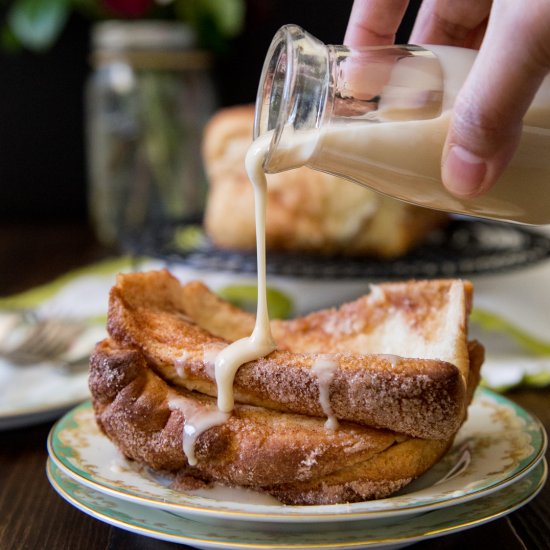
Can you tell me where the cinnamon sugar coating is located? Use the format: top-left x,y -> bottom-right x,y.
89,270 -> 484,505
91,341 -> 401,485
106,271 -> 473,439
90,338 -> 483,504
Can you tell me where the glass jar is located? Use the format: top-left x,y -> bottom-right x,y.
254,25 -> 550,224
86,21 -> 216,248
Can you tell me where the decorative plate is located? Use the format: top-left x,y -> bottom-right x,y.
47,388 -> 547,526
47,458 -> 547,550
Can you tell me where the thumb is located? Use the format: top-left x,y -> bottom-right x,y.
441,6 -> 550,198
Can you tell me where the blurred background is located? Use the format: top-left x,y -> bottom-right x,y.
0,0 -> 420,225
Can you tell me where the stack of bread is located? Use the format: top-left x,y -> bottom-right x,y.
89,270 -> 483,504
202,105 -> 448,258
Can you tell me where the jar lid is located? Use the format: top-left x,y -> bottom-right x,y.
91,21 -> 212,70
92,21 -> 197,51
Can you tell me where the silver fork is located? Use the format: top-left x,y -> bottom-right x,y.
0,314 -> 88,366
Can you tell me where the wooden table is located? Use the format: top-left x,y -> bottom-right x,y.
0,221 -> 549,550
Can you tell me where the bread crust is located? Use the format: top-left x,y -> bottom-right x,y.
107,270 -> 473,440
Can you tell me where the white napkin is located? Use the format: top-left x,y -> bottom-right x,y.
470,257 -> 550,390
1,254 -> 548,397
0,258 -> 147,418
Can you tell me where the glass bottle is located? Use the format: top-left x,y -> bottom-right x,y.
254,24 -> 550,224
86,21 -> 216,248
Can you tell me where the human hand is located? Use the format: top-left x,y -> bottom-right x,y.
345,0 -> 550,199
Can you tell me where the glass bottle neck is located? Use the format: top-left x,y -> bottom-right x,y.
253,24 -> 330,172
254,24 -> 444,174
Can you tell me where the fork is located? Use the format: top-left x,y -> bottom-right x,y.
0,315 -> 88,366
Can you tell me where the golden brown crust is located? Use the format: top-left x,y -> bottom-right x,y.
202,105 -> 448,258
107,270 -> 473,439
91,340 -> 399,485
89,338 -> 483,505
265,438 -> 452,505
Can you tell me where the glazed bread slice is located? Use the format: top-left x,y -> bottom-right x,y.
107,270 -> 473,440
89,339 -> 483,505
267,340 -> 483,504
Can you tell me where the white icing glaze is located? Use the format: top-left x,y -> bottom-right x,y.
202,343 -> 227,379
187,484 -> 281,505
203,343 -> 225,366
174,351 -> 191,377
109,457 -> 128,474
214,137 -> 276,413
311,354 -> 339,430
168,396 -> 230,466
377,353 -> 402,369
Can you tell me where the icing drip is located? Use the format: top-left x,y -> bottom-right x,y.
378,353 -> 402,369
168,397 -> 230,466
214,135 -> 277,413
174,351 -> 190,378
311,354 -> 339,430
203,343 -> 227,379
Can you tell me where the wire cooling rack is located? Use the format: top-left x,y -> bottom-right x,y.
124,219 -> 550,280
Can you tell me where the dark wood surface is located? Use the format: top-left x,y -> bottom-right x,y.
0,221 -> 548,550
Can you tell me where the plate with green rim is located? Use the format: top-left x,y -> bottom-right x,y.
46,458 -> 547,549
47,387 -> 547,526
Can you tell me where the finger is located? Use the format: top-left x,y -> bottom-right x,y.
344,0 -> 409,47
410,0 -> 491,48
441,3 -> 550,198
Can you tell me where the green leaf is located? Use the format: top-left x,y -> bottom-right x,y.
172,225 -> 205,253
471,308 -> 550,357
0,24 -> 21,52
8,0 -> 71,52
217,285 -> 294,319
175,0 -> 245,44
202,0 -> 245,38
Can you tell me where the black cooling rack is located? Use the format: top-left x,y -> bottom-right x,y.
123,219 -> 550,280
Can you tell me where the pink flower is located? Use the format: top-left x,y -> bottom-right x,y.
101,0 -> 155,18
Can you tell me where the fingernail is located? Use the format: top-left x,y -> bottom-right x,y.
442,145 -> 487,197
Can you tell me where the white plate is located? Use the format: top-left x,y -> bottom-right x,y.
47,388 -> 547,526
46,458 -> 547,550
0,360 -> 89,430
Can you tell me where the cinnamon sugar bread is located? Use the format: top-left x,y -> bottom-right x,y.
202,105 -> 448,258
106,270 -> 472,440
89,271 -> 483,504
90,338 -> 482,505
